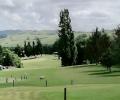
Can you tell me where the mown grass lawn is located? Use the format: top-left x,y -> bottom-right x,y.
0,55 -> 120,100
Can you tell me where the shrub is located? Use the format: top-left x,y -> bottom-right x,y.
100,50 -> 114,72
1,49 -> 22,68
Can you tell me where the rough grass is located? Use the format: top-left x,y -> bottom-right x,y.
0,55 -> 120,100
0,84 -> 120,100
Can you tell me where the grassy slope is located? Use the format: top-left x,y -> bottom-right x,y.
0,30 -> 113,47
0,30 -> 88,47
0,31 -> 58,47
0,55 -> 120,100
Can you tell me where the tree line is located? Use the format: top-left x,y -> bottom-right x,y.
0,38 -> 54,68
14,38 -> 43,57
55,9 -> 120,72
13,38 -> 58,57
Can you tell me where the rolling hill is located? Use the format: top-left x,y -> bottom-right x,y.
0,30 -> 113,47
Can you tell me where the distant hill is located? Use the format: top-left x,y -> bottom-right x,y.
0,30 -> 113,47
0,30 -> 58,47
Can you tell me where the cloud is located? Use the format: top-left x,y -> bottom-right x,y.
0,0 -> 119,31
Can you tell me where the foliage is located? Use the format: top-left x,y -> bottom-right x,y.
35,38 -> 43,55
21,39 -> 43,57
24,41 -> 27,56
25,42 -> 32,57
75,34 -> 87,64
1,48 -> 22,68
58,9 -> 77,66
100,49 -> 114,72
111,26 -> 120,64
86,28 -> 111,64
52,39 -> 59,53
32,41 -> 36,56
42,44 -> 53,54
14,44 -> 24,57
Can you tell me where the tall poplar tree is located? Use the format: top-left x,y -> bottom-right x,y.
58,9 -> 77,66
32,41 -> 36,56
26,42 -> 32,57
35,38 -> 43,56
24,41 -> 27,56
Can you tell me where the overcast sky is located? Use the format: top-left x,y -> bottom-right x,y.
0,0 -> 120,31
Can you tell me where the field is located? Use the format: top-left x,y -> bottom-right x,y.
0,30 -> 113,47
0,55 -> 120,100
0,30 -> 58,47
0,30 -> 85,47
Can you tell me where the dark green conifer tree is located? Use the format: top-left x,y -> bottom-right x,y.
26,42 -> 32,57
24,41 -> 27,56
35,38 -> 42,56
32,41 -> 36,56
58,9 -> 77,66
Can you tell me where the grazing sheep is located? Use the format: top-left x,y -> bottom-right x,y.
40,76 -> 45,80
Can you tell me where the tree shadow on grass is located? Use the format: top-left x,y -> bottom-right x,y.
84,70 -> 105,73
72,64 -> 97,67
102,74 -> 120,77
88,70 -> 120,77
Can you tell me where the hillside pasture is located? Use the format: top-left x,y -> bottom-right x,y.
0,55 -> 120,100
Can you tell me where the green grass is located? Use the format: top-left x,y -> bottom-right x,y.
0,30 -> 113,47
22,55 -> 60,69
0,55 -> 120,100
0,85 -> 120,100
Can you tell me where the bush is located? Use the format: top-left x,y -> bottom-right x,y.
100,50 -> 114,72
1,49 -> 22,68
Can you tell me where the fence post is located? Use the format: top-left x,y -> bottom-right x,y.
71,80 -> 73,85
24,75 -> 25,79
13,80 -> 15,87
6,78 -> 8,83
26,75 -> 27,80
64,88 -> 67,100
21,76 -> 22,80
45,80 -> 48,87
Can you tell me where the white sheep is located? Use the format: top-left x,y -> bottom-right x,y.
39,76 -> 45,80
